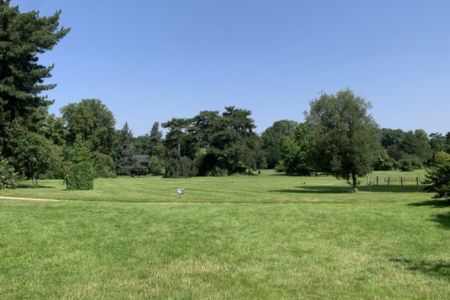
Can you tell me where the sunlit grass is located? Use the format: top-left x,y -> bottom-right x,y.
0,170 -> 428,204
0,170 -> 448,299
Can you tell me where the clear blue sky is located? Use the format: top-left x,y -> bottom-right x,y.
12,0 -> 450,135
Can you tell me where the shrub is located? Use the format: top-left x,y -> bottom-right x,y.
65,161 -> 95,190
93,152 -> 116,178
373,157 -> 395,171
130,164 -> 148,176
211,166 -> 228,176
434,151 -> 450,165
0,157 -> 17,189
165,156 -> 197,178
399,159 -> 413,171
399,156 -> 422,171
148,156 -> 165,176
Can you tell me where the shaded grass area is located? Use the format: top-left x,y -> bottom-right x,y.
0,170 -> 430,204
0,198 -> 449,299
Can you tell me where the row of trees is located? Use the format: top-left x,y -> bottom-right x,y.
263,118 -> 450,174
0,1 -> 449,196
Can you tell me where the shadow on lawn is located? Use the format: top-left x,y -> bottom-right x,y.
16,183 -> 55,189
433,212 -> 450,229
390,258 -> 450,280
409,200 -> 450,229
271,185 -> 424,194
408,199 -> 450,208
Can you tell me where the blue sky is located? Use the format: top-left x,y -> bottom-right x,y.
12,0 -> 450,135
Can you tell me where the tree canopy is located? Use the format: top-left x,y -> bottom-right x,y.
61,99 -> 116,156
262,120 -> 298,169
306,89 -> 381,191
0,1 -> 69,155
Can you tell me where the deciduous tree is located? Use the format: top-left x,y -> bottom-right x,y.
262,120 -> 298,169
306,89 -> 381,192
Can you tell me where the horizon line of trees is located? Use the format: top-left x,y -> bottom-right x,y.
2,93 -> 450,183
1,1 -> 450,194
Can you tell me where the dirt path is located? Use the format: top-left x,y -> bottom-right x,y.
0,196 -> 62,202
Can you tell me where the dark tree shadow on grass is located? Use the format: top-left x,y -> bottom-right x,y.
16,183 -> 55,189
271,185 -> 424,194
408,200 -> 450,229
390,258 -> 450,280
408,200 -> 450,208
432,211 -> 450,229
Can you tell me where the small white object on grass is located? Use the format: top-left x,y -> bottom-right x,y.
176,188 -> 186,199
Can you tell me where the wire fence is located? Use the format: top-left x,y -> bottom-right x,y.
366,176 -> 423,187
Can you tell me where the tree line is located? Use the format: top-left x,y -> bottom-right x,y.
1,1 -> 449,195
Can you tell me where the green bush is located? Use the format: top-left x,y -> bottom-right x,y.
165,156 -> 197,178
399,156 -> 422,171
211,166 -> 228,176
65,162 -> 95,190
148,156 -> 165,176
93,152 -> 116,178
0,157 -> 17,189
373,157 -> 395,171
130,163 -> 148,176
434,151 -> 450,165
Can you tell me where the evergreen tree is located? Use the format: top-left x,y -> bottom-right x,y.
162,118 -> 191,157
70,135 -> 91,164
0,1 -> 69,155
424,162 -> 450,201
148,122 -> 164,157
116,123 -> 136,175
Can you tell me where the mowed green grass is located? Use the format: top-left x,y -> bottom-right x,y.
0,170 -> 449,299
0,170 -> 428,203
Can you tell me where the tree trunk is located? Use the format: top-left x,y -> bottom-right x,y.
351,172 -> 358,193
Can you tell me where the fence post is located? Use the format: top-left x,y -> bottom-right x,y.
401,176 -> 403,187
416,177 -> 419,187
388,176 -> 390,186
376,176 -> 379,186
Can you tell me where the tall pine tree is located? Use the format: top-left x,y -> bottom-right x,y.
0,1 -> 69,155
116,123 -> 135,175
148,122 -> 164,157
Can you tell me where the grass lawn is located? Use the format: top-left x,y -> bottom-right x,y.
0,170 -> 429,203
0,170 -> 449,299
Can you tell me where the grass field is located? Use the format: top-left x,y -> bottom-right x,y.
0,170 -> 449,299
0,170 -> 428,204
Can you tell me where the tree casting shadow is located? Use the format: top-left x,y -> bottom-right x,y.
271,185 -> 424,194
390,258 -> 450,280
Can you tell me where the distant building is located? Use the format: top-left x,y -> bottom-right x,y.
134,155 -> 149,168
